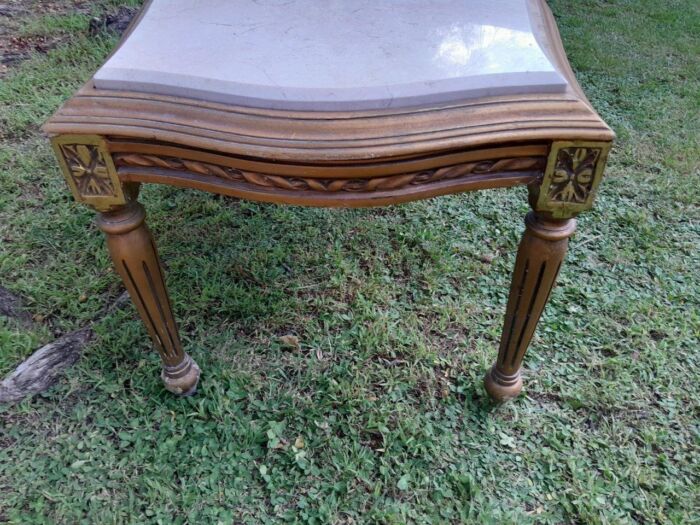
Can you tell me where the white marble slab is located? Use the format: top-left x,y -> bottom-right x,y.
93,0 -> 567,111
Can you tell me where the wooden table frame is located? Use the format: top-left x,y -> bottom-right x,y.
44,0 -> 614,400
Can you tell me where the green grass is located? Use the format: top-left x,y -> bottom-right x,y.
1,1 -> 699,523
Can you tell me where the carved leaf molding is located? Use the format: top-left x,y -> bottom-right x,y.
114,154 -> 545,193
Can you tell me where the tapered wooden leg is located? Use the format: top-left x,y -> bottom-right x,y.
97,201 -> 200,395
485,212 -> 576,401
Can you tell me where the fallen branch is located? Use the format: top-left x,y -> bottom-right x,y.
0,291 -> 130,404
0,327 -> 92,404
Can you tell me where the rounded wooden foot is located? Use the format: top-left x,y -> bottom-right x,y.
161,354 -> 200,396
484,365 -> 522,402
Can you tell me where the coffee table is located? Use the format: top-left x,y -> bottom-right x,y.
44,0 -> 614,400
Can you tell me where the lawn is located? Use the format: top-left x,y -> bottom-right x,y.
1,0 -> 699,523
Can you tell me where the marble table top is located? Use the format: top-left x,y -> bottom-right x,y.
93,0 -> 568,111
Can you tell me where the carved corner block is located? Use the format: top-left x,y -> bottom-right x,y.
51,135 -> 126,211
531,141 -> 612,219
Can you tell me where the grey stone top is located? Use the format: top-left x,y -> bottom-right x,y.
93,0 -> 567,111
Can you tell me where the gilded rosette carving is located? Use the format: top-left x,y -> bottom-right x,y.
51,135 -> 125,210
534,141 -> 611,218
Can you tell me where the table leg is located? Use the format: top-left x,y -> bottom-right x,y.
485,211 -> 576,401
96,201 -> 200,395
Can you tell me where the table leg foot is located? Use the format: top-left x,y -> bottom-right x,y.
162,354 -> 200,396
484,365 -> 523,402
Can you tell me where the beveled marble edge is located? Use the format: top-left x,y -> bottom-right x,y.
44,0 -> 613,166
94,67 -> 567,112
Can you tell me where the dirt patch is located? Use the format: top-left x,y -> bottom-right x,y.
0,1 -> 29,18
88,6 -> 136,36
1,33 -> 58,73
0,285 -> 32,325
0,2 -> 27,76
0,1 -> 136,77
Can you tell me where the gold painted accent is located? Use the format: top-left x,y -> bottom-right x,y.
535,141 -> 611,219
51,135 -> 125,211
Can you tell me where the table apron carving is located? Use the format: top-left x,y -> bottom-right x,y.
53,135 -> 579,209
114,153 -> 545,193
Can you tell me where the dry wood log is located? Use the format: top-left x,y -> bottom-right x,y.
0,328 -> 92,404
0,291 -> 130,404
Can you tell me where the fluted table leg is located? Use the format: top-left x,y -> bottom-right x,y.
485,212 -> 576,401
97,201 -> 200,395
